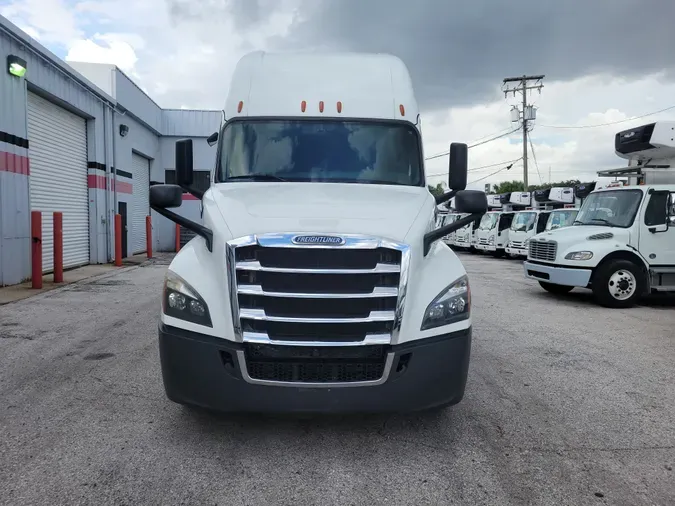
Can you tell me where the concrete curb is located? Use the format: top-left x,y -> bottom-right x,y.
0,264 -> 142,307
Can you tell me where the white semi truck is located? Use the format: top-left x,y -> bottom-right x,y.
148,51 -> 488,413
523,121 -> 675,308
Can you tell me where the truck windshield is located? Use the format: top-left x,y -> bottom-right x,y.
479,213 -> 499,230
545,210 -> 578,231
216,119 -> 423,186
510,212 -> 536,232
574,189 -> 643,228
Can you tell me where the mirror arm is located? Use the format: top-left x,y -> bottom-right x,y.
423,212 -> 484,256
151,205 -> 213,252
435,190 -> 457,205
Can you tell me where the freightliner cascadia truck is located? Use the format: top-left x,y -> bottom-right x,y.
149,51 -> 488,413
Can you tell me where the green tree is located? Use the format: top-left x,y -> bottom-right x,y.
491,179 -> 582,193
491,180 -> 525,193
427,182 -> 445,198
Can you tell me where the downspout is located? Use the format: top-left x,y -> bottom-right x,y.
110,67 -> 118,235
103,105 -> 111,261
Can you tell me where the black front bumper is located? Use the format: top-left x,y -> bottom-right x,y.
158,323 -> 472,414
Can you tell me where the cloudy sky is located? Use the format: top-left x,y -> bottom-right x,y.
3,0 -> 675,190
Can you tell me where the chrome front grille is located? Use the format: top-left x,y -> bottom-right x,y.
529,239 -> 557,261
227,233 -> 409,385
510,241 -> 525,249
479,238 -> 489,245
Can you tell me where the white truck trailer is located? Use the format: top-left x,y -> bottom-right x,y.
148,51 -> 488,413
523,121 -> 675,307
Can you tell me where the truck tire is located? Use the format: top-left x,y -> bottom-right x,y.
591,259 -> 645,308
538,281 -> 573,294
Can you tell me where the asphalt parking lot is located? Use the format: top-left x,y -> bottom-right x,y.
0,252 -> 673,505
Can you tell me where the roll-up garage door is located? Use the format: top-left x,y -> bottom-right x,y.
27,92 -> 89,273
131,152 -> 150,254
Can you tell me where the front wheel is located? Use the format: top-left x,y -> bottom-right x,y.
591,259 -> 645,308
538,281 -> 574,294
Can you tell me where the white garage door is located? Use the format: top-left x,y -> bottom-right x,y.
27,92 -> 89,273
131,152 -> 150,254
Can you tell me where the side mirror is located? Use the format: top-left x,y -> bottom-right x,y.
206,131 -> 218,147
448,143 -> 468,191
175,139 -> 194,187
454,190 -> 487,214
649,222 -> 669,233
150,184 -> 183,209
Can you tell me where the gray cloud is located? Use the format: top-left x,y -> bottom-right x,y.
166,0 -> 287,26
182,0 -> 675,112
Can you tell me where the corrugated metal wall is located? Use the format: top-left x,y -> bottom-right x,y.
0,14 -> 223,285
0,18 -> 113,285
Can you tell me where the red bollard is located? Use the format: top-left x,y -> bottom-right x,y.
146,215 -> 152,259
31,211 -> 42,289
114,214 -> 122,266
53,211 -> 63,283
175,223 -> 181,252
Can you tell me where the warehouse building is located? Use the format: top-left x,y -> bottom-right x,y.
0,15 -> 219,286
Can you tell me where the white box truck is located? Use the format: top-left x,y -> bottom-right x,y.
523,121 -> 675,307
149,51 -> 488,413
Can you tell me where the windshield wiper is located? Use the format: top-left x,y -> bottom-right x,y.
573,218 -> 614,227
226,174 -> 287,182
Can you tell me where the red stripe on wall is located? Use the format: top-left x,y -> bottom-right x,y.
182,193 -> 200,200
87,174 -> 133,194
0,151 -> 30,175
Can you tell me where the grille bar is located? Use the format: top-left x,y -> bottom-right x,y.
237,285 -> 399,298
242,331 -> 391,347
529,240 -> 558,261
240,308 -> 396,323
236,260 -> 400,274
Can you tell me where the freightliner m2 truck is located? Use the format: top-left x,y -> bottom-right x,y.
149,51 -> 488,413
523,121 -> 675,308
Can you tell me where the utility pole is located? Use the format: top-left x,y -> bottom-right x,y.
503,75 -> 545,190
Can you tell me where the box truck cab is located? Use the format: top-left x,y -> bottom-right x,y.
523,121 -> 675,308
441,213 -> 461,245
505,209 -> 551,257
454,215 -> 481,251
148,51 -> 488,413
474,210 -> 515,256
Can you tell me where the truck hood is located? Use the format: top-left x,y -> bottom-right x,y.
533,224 -> 632,247
207,182 -> 431,242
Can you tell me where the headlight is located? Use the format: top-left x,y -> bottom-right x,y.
524,238 -> 530,246
565,251 -> 593,261
488,236 -> 495,244
420,276 -> 470,331
162,271 -> 212,327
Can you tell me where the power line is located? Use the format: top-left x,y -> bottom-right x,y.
424,127 -> 520,161
468,162 -> 520,184
427,157 -> 523,177
539,104 -> 675,129
528,134 -> 542,184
